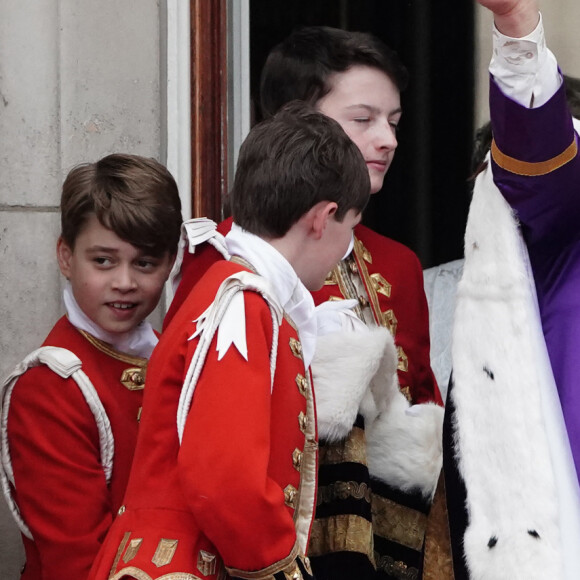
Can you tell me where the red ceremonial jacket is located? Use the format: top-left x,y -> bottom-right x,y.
90,260 -> 318,580
5,317 -> 146,580
165,218 -> 441,406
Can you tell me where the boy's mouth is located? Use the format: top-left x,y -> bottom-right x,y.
109,302 -> 137,310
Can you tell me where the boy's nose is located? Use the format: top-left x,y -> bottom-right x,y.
376,122 -> 398,151
113,266 -> 137,291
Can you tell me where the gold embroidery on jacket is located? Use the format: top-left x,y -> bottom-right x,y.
308,513 -> 374,563
295,374 -> 308,397
370,273 -> 392,298
109,567 -> 202,580
371,495 -> 427,552
78,329 -> 149,366
109,531 -> 131,578
289,337 -> 303,359
152,539 -> 178,567
400,386 -> 412,403
381,309 -> 398,336
123,538 -> 143,563
226,541 -> 300,578
324,269 -> 339,285
328,259 -> 365,320
352,238 -> 386,328
397,346 -> 408,372
197,550 -> 217,576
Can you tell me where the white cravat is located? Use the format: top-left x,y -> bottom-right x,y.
63,282 -> 158,359
224,224 -> 317,368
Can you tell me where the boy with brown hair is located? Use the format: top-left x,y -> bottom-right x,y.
0,153 -> 182,580
165,26 -> 444,580
89,101 -> 370,580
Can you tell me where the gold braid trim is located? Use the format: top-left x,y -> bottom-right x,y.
109,568 -> 202,580
318,426 -> 367,466
491,137 -> 577,176
371,494 -> 427,552
423,472 -> 455,580
226,541 -> 300,579
352,238 -> 383,327
317,481 -> 372,506
77,328 -> 148,366
308,514 -> 374,563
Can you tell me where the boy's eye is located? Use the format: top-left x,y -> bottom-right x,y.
93,257 -> 113,266
136,259 -> 158,270
354,117 -> 370,123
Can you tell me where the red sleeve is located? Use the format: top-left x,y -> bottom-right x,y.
7,366 -> 112,579
402,251 -> 443,407
178,291 -> 297,573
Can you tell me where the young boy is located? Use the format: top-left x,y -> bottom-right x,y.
0,154 -> 182,580
88,101 -> 370,580
165,27 -> 443,579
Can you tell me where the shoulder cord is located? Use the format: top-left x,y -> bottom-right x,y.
0,346 -> 113,539
177,271 -> 282,444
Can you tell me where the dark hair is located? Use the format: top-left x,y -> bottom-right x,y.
230,100 -> 370,238
60,154 -> 182,256
470,121 -> 493,176
260,26 -> 408,119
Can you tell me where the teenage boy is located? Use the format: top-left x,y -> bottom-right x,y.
165,27 -> 444,579
88,102 -> 370,580
0,154 -> 182,580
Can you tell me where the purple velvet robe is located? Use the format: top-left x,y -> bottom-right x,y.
490,76 -> 580,481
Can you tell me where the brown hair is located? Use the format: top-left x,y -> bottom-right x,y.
60,154 -> 182,256
230,100 -> 369,238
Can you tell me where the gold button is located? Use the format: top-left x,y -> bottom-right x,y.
120,367 -> 146,390
358,295 -> 369,308
295,374 -> 307,396
289,337 -> 303,359
292,448 -> 303,471
349,260 -> 358,274
118,505 -> 126,515
131,371 -> 144,385
284,485 -> 298,509
298,411 -> 308,433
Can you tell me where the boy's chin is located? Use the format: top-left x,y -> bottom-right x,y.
304,279 -> 325,293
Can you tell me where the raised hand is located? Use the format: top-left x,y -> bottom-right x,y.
477,0 -> 540,37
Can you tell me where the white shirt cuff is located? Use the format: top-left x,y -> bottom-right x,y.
489,12 -> 561,108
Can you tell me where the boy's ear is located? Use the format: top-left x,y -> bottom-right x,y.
56,237 -> 73,279
311,201 -> 338,240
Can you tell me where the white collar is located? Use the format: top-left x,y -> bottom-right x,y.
63,282 -> 158,359
225,224 -> 317,368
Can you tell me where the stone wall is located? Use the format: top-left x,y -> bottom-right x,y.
0,1 -> 165,577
